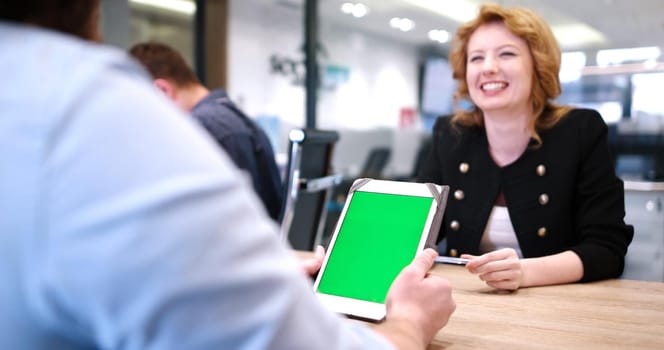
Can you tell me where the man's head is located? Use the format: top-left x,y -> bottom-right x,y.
129,42 -> 207,111
0,0 -> 101,41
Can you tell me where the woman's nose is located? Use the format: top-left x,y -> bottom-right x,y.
482,55 -> 498,74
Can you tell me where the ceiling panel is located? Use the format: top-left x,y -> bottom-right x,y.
313,0 -> 664,52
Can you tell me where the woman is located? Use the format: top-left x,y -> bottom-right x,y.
418,3 -> 633,290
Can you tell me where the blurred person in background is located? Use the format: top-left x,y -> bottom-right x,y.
129,41 -> 283,222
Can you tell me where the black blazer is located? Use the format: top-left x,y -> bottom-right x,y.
418,109 -> 634,282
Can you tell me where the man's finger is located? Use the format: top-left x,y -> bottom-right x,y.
408,248 -> 437,275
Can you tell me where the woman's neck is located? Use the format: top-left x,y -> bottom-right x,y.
483,110 -> 533,167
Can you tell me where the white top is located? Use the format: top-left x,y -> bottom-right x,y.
479,206 -> 524,258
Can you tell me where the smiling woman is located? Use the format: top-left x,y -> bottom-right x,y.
417,3 -> 634,291
449,4 -> 570,145
464,21 -> 535,143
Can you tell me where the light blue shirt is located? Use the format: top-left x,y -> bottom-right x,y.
0,23 -> 393,350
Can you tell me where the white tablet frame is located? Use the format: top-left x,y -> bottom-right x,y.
313,178 -> 448,321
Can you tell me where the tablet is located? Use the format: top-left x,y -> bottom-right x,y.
313,178 -> 449,321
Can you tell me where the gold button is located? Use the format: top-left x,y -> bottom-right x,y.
454,189 -> 465,200
536,164 -> 546,176
537,227 -> 547,237
459,162 -> 470,174
450,249 -> 458,257
450,220 -> 460,231
539,193 -> 549,206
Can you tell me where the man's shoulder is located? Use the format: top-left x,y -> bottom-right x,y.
1,23 -> 147,84
191,93 -> 255,140
193,89 -> 235,118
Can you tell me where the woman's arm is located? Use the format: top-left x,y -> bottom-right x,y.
463,248 -> 583,290
569,110 -> 633,281
520,250 -> 583,287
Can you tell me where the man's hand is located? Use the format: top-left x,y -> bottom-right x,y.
300,245 -> 325,277
380,248 -> 456,347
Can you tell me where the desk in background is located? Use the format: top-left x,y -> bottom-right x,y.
296,251 -> 664,349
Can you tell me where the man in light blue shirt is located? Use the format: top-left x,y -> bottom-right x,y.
0,1 -> 455,349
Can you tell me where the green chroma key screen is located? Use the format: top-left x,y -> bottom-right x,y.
317,191 -> 433,303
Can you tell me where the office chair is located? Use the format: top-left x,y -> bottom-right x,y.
410,137 -> 432,180
359,147 -> 391,179
280,128 -> 342,251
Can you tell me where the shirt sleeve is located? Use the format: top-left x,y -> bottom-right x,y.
567,110 -> 634,281
38,61 -> 395,350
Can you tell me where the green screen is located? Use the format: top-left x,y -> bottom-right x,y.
317,191 -> 433,303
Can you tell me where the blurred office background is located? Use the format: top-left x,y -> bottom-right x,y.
100,0 -> 664,281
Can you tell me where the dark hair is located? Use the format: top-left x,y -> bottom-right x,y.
0,0 -> 100,41
449,3 -> 571,145
128,42 -> 201,87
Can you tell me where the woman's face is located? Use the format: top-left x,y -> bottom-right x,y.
465,21 -> 534,115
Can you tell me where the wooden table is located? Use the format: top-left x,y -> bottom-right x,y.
296,251 -> 664,349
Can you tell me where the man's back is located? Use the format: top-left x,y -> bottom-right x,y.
0,23 -> 395,349
191,89 -> 283,221
127,42 -> 284,221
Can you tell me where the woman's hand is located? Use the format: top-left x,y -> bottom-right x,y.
300,245 -> 325,277
462,248 -> 523,290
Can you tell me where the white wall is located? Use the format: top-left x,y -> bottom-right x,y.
227,1 -> 420,133
227,1 -> 305,129
317,24 -> 420,131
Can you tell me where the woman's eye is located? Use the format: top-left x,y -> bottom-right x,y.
469,56 -> 483,62
500,51 -> 516,57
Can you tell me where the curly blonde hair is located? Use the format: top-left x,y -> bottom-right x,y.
449,3 -> 571,145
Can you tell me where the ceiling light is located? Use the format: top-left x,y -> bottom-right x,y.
551,23 -> 607,49
390,17 -> 415,32
402,0 -> 477,23
130,0 -> 195,15
428,29 -> 450,44
352,4 -> 368,18
341,2 -> 354,14
340,2 -> 368,18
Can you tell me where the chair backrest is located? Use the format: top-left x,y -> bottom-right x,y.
280,128 -> 341,251
410,136 -> 432,179
360,147 -> 391,179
